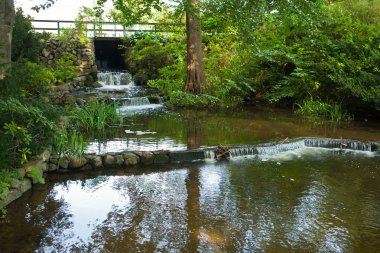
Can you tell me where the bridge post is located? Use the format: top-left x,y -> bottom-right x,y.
57,21 -> 60,36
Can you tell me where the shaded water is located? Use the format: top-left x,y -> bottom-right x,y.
1,149 -> 380,252
85,108 -> 380,154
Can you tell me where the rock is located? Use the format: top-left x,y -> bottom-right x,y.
58,157 -> 69,169
48,163 -> 58,172
80,164 -> 93,171
17,167 -> 26,178
134,151 -> 154,165
90,81 -> 103,88
42,48 -> 50,58
153,152 -> 170,164
39,148 -> 52,162
115,155 -> 124,166
3,189 -> 22,207
24,159 -> 48,173
103,155 -> 115,167
86,155 -> 103,168
20,179 -> 32,193
69,157 -> 87,169
169,150 -> 205,163
123,152 -> 140,166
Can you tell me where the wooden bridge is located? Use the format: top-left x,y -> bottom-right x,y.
31,20 -> 180,37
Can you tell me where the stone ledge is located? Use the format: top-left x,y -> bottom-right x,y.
47,150 -> 206,173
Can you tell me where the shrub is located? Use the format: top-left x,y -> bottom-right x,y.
0,61 -> 56,98
125,35 -> 177,85
12,8 -> 50,62
0,98 -> 57,169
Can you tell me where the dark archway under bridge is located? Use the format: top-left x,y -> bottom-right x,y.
93,38 -> 127,70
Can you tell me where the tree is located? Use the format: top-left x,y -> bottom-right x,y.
184,0 -> 205,94
0,0 -> 15,80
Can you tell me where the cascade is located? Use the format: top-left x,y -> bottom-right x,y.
120,97 -> 151,107
97,71 -> 135,86
204,138 -> 376,159
304,138 -> 372,151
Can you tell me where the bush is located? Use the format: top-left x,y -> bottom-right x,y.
125,35 -> 177,85
0,61 -> 56,98
12,8 -> 50,62
0,98 -> 57,169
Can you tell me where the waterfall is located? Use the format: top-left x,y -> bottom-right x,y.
121,97 -> 151,106
97,71 -> 135,86
304,138 -> 372,151
204,138 -> 376,159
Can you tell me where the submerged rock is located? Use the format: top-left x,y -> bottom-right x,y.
169,150 -> 205,163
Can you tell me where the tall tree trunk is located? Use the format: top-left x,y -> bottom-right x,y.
0,0 -> 14,80
185,0 -> 205,94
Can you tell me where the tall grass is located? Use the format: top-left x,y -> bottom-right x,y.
296,99 -> 352,123
71,100 -> 123,132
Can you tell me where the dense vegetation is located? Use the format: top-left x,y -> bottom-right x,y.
114,0 -> 380,117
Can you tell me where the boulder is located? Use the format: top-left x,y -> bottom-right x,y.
153,152 -> 170,164
123,152 -> 140,166
115,155 -> 124,166
69,157 -> 87,169
134,151 -> 154,165
86,155 -> 103,168
58,157 -> 69,169
103,155 -> 115,167
48,163 -> 58,172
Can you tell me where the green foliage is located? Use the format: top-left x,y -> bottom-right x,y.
70,100 -> 123,132
51,53 -> 79,84
296,99 -> 352,123
125,35 -> 176,85
0,61 -> 56,97
54,128 -> 85,158
12,8 -> 50,62
26,167 -> 45,184
0,98 -> 57,169
166,91 -> 220,109
57,28 -> 90,45
0,169 -> 20,217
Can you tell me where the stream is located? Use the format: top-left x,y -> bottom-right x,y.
1,71 -> 380,253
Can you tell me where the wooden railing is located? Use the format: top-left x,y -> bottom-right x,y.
31,20 -> 176,37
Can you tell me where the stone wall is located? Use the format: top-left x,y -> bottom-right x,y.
3,148 -> 51,207
40,35 -> 97,87
47,150 -> 206,173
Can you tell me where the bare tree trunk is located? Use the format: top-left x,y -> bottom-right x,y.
185,0 -> 205,94
0,0 -> 14,80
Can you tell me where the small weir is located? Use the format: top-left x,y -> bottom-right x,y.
204,138 -> 378,160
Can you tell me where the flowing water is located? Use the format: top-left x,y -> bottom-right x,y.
1,149 -> 380,252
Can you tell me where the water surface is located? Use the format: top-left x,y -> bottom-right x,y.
1,149 -> 380,252
85,108 -> 380,154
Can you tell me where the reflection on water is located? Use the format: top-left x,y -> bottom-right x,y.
1,149 -> 380,252
85,108 -> 380,154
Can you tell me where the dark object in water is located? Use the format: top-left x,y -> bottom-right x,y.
215,145 -> 231,160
